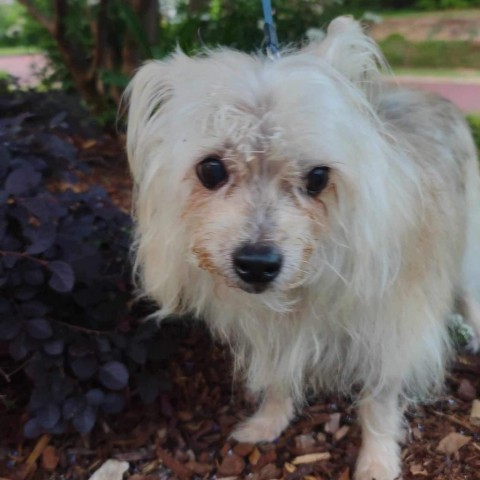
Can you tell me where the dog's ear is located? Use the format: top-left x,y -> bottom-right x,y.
124,56 -> 180,182
308,16 -> 386,92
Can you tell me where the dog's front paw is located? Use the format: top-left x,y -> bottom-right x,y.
354,453 -> 402,480
230,415 -> 288,443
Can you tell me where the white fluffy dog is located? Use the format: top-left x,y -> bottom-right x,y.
125,16 -> 480,480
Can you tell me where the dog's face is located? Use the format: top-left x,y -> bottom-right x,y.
127,17 -> 398,314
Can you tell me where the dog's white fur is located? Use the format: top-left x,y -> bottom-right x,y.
125,16 -> 480,480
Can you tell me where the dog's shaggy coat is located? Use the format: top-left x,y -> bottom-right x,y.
125,16 -> 480,480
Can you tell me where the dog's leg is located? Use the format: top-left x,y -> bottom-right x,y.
355,385 -> 403,480
231,387 -> 294,443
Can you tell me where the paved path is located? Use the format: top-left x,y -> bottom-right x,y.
0,54 -> 48,86
1,54 -> 480,113
395,75 -> 480,113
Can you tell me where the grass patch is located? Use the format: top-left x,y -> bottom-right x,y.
0,46 -> 42,56
380,35 -> 480,69
380,8 -> 480,19
466,115 -> 480,152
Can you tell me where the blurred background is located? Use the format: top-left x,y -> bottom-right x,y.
0,0 -> 480,120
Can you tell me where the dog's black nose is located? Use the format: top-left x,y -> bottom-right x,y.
233,243 -> 282,289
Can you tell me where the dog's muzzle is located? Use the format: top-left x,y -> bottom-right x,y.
233,243 -> 282,293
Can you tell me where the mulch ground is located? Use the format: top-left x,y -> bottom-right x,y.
0,89 -> 479,480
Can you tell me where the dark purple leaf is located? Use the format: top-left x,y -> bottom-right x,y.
49,111 -> 67,129
26,224 -> 56,255
9,333 -> 29,361
43,338 -> 64,356
72,404 -> 96,433
5,166 -> 41,194
48,261 -> 75,292
23,194 -> 66,221
49,375 -> 73,403
23,267 -> 45,286
101,392 -> 125,414
0,316 -> 22,340
63,396 -> 85,420
37,133 -> 76,161
98,361 -> 129,391
24,418 -> 42,439
37,402 -> 61,429
20,301 -> 49,317
94,336 -> 111,353
26,318 -> 53,339
50,420 -> 66,435
71,356 -> 98,380
0,145 -> 12,177
25,360 -> 48,386
86,389 -> 105,406
28,388 -> 49,411
14,285 -> 37,301
127,341 -> 147,364
2,254 -> 18,269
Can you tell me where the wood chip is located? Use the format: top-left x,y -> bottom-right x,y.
294,434 -> 316,451
410,464 -> 429,476
41,446 -> 59,471
156,445 -> 193,479
232,442 -> 254,457
88,460 -> 129,480
26,434 -> 51,467
249,447 -> 261,466
470,399 -> 480,426
457,379 -> 476,401
324,413 -> 341,434
284,462 -> 296,473
292,452 -> 331,465
333,425 -> 350,442
436,432 -> 471,455
217,453 -> 245,477
337,467 -> 350,480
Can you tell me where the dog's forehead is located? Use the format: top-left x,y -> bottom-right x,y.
189,55 -> 348,166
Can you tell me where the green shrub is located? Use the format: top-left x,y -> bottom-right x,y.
380,35 -> 480,69
467,115 -> 480,153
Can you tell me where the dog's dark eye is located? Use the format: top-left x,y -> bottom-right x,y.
306,166 -> 330,196
196,156 -> 229,190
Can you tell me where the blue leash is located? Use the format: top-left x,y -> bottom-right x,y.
261,0 -> 280,59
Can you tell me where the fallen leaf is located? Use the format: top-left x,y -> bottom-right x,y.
470,399 -> 480,426
88,459 -> 129,480
292,452 -> 331,464
436,432 -> 471,455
